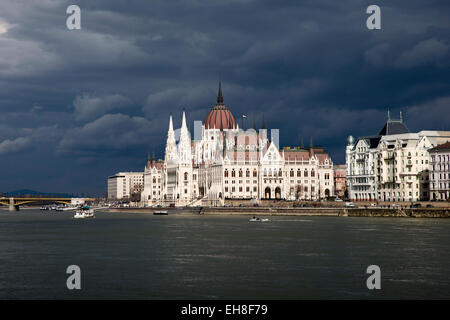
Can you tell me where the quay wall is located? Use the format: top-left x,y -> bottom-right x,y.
107,207 -> 450,218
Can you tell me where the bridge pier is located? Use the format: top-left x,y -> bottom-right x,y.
9,197 -> 18,211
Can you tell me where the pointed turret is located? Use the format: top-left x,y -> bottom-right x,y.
217,81 -> 224,105
178,110 -> 192,164
146,152 -> 152,169
165,113 -> 177,162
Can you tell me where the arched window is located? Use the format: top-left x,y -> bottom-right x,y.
253,169 -> 257,177
290,170 -> 294,177
297,170 -> 301,177
153,177 -> 156,183
239,170 -> 243,177
304,170 -> 308,177
224,170 -> 228,178
246,170 -> 250,177
232,170 -> 236,177
278,169 -> 282,176
311,170 -> 315,177
184,172 -> 188,181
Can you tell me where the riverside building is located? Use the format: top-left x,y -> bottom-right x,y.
140,83 -> 334,207
107,172 -> 144,200
346,112 -> 450,202
429,141 -> 450,201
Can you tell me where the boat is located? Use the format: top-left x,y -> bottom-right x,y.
249,217 -> 269,222
73,206 -> 95,219
154,210 -> 168,215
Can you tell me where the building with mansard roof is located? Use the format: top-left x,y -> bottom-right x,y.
346,112 -> 450,202
140,83 -> 334,207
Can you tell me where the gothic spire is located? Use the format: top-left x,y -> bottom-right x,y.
217,81 -> 224,105
181,109 -> 187,130
169,112 -> 174,133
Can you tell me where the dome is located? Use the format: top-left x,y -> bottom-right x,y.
205,82 -> 237,130
205,105 -> 237,130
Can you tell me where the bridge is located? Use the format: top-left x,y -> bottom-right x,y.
0,197 -> 96,211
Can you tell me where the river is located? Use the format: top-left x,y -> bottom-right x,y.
0,209 -> 448,299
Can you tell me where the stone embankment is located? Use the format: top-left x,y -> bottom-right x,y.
107,206 -> 450,218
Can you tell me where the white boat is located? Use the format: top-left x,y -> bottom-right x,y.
73,206 -> 95,219
249,217 -> 269,222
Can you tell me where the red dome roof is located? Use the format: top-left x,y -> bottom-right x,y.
205,82 -> 237,130
205,105 -> 236,130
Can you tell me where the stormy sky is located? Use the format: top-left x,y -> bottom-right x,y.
0,0 -> 449,195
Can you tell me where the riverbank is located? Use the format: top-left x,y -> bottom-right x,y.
106,207 -> 450,218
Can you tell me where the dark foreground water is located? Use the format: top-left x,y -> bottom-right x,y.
0,209 -> 449,299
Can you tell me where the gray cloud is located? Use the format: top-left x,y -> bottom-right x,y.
74,93 -> 133,121
0,0 -> 449,194
58,113 -> 160,157
0,137 -> 31,155
394,37 -> 449,68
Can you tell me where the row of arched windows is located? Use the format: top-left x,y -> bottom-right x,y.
289,169 -> 315,177
224,169 -> 258,178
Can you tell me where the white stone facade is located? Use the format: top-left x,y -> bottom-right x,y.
140,86 -> 334,207
346,112 -> 450,202
107,172 -> 144,200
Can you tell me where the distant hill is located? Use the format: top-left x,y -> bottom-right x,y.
1,189 -> 76,198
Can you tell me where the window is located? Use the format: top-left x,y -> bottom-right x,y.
246,170 -> 250,177
311,170 -> 315,177
224,170 -> 228,177
232,170 -> 236,177
290,170 -> 294,177
253,169 -> 257,177
184,172 -> 188,181
297,170 -> 301,177
304,170 -> 308,177
239,170 -> 243,178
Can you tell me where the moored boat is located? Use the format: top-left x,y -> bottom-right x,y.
73,206 -> 95,219
249,216 -> 269,222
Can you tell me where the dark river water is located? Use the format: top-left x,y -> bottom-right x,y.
0,209 -> 449,299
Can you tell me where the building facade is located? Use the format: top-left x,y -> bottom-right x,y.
107,172 -> 144,200
429,141 -> 450,201
346,112 -> 450,202
346,112 -> 409,201
333,164 -> 347,199
140,83 -> 334,207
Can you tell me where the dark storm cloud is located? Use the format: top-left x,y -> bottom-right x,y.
0,0 -> 449,194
